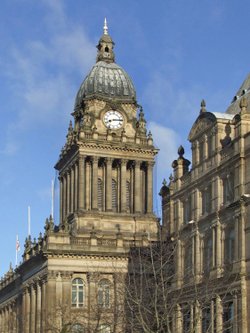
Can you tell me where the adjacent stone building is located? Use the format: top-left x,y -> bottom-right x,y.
0,22 -> 159,333
161,79 -> 250,332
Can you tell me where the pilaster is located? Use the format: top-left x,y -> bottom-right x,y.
146,161 -> 154,214
91,156 -> 98,210
134,160 -> 141,213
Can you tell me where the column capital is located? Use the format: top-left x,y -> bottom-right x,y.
134,160 -> 142,167
90,156 -> 99,163
146,160 -> 155,167
104,157 -> 113,164
120,159 -> 128,166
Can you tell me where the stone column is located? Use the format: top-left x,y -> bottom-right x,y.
71,167 -> 75,213
212,226 -> 216,268
134,160 -> 141,213
59,177 -> 63,224
13,301 -> 17,333
216,220 -> 222,270
0,309 -> 3,333
74,163 -> 78,211
26,287 -> 30,333
30,284 -> 36,333
216,295 -> 223,333
194,301 -> 201,333
146,161 -> 154,214
36,283 -> 42,333
5,306 -> 9,333
195,230 -> 201,278
196,140 -> 200,164
66,171 -> 70,215
22,289 -> 27,333
175,304 -> 182,333
91,156 -> 98,210
204,134 -> 208,159
63,174 -> 67,220
120,159 -> 127,213
41,280 -> 46,333
78,157 -> 85,210
235,217 -> 239,261
105,158 -> 112,211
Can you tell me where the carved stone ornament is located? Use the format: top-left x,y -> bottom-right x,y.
188,115 -> 215,141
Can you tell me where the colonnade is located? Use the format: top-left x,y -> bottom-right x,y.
173,294 -> 239,333
0,300 -> 18,333
0,279 -> 46,333
59,156 -> 154,223
22,280 -> 46,333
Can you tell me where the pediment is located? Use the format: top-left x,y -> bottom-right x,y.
188,113 -> 216,141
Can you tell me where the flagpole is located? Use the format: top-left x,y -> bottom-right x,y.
15,235 -> 18,266
51,179 -> 54,219
28,206 -> 31,236
16,234 -> 20,267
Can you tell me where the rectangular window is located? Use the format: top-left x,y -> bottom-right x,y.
202,306 -> 211,333
183,197 -> 192,224
202,185 -> 212,215
223,174 -> 234,204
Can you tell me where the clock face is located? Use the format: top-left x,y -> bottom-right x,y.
103,111 -> 124,129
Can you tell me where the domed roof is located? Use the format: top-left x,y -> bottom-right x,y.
74,20 -> 136,108
75,61 -> 136,107
226,73 -> 250,114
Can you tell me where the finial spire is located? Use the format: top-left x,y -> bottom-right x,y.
103,18 -> 108,35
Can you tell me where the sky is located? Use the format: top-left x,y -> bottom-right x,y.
0,0 -> 250,276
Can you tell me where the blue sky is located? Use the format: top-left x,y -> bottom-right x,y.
0,0 -> 250,276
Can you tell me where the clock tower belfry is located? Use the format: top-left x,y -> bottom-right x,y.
55,20 -> 159,241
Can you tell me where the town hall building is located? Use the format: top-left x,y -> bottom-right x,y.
0,20 -> 250,333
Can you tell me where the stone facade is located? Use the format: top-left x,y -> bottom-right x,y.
0,24 -> 159,333
160,96 -> 250,332
1,21 -> 250,333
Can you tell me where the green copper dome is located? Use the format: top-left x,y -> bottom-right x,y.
74,21 -> 136,108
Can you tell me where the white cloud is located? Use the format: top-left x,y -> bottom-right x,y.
1,1 -> 96,152
148,121 -> 180,186
143,71 -> 203,126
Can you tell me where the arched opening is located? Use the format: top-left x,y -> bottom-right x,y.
98,279 -> 110,308
98,178 -> 103,211
112,179 -> 118,212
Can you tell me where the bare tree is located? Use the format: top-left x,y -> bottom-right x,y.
123,231 -> 239,333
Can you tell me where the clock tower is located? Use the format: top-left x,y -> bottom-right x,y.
55,19 -> 159,240
0,20 -> 159,333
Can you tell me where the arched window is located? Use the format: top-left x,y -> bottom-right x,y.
71,323 -> 85,333
99,324 -> 111,333
98,178 -> 103,210
98,279 -> 110,308
112,179 -> 117,212
72,278 -> 84,308
126,181 -> 131,212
